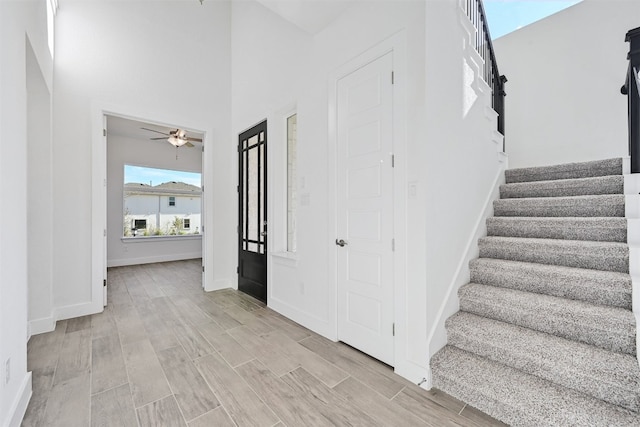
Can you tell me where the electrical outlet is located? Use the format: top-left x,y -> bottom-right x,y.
5,358 -> 10,384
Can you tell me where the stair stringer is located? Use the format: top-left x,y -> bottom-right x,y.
425,160 -> 507,387
421,2 -> 508,390
624,160 -> 640,367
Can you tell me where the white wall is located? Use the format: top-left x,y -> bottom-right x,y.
232,0 -> 505,385
1,1 -> 52,424
422,0 -> 507,375
27,38 -> 54,335
107,133 -> 202,267
53,0 -> 233,317
493,0 -> 640,168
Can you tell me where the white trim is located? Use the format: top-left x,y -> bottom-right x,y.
394,360 -> 432,390
4,372 -> 32,427
91,102 -> 215,298
53,301 -> 101,322
270,251 -> 298,263
627,168 -> 640,366
624,172 -> 640,195
628,219 -> 640,246
269,296 -> 335,340
211,278 -> 233,291
626,195 -> 640,218
623,156 -> 631,175
267,102 -> 297,261
328,31 -> 408,369
426,161 -> 507,358
107,253 -> 203,268
121,235 -> 202,243
28,316 -> 56,335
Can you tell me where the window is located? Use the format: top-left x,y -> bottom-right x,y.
133,219 -> 147,230
286,114 -> 297,252
123,165 -> 202,237
46,0 -> 58,58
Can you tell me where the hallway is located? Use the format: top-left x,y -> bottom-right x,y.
23,260 -> 503,426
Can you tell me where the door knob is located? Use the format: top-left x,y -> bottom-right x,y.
335,239 -> 347,247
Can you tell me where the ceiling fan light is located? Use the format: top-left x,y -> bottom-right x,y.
168,135 -> 187,147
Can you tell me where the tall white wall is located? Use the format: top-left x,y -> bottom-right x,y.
232,0 -> 505,384
107,133 -> 202,267
493,0 -> 640,168
1,1 -> 52,425
53,0 -> 233,316
27,38 -> 54,335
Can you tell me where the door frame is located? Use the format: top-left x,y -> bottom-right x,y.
91,102 -> 214,315
327,32 -> 407,369
237,120 -> 268,303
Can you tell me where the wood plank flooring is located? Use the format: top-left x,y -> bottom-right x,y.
22,259 -> 506,427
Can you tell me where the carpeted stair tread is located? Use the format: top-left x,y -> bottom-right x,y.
478,236 -> 629,273
458,283 -> 636,355
486,216 -> 627,242
446,312 -> 640,411
493,194 -> 625,217
470,258 -> 632,309
505,158 -> 623,184
500,175 -> 624,199
431,345 -> 640,427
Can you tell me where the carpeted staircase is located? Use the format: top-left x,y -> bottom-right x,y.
431,158 -> 640,426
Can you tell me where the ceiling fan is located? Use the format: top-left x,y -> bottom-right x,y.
141,127 -> 202,148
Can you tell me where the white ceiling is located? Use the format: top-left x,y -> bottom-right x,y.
106,115 -> 204,148
255,0 -> 353,35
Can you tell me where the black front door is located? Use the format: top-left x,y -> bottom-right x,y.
238,121 -> 267,303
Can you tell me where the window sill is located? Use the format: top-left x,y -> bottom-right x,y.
121,234 -> 202,243
271,251 -> 298,267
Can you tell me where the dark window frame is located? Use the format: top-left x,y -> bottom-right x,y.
133,219 -> 147,230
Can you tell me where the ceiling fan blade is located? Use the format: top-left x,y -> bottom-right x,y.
150,137 -> 166,140
185,142 -> 194,148
186,137 -> 203,142
141,127 -> 169,136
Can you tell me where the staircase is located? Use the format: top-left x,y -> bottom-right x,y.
431,158 -> 640,426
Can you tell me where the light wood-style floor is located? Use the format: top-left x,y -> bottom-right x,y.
22,259 -> 505,427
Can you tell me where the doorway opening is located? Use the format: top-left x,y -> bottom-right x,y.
104,115 -> 206,301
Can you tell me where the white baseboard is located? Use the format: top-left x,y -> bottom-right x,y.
426,164 -> 506,358
624,172 -> 640,195
4,372 -> 32,427
54,301 -> 103,322
28,316 -> 56,336
623,156 -> 631,175
394,360 -> 431,390
107,252 -> 202,267
205,278 -> 233,292
268,297 -> 334,340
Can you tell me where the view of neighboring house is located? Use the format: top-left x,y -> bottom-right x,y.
123,181 -> 201,236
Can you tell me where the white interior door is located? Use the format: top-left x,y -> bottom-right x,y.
336,51 -> 394,366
